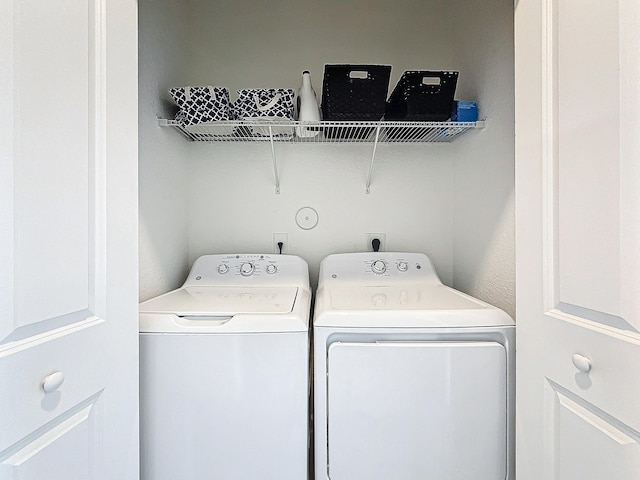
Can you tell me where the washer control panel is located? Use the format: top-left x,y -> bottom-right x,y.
320,252 -> 441,286
184,254 -> 306,287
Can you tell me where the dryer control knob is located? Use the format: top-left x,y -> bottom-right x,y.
266,264 -> 278,274
397,261 -> 408,272
372,260 -> 386,274
240,262 -> 255,276
217,264 -> 229,274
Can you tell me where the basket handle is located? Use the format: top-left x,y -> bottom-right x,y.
421,75 -> 442,86
184,86 -> 217,102
254,93 -> 281,112
349,70 -> 369,79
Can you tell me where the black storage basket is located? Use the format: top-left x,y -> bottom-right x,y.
385,71 -> 458,121
321,64 -> 391,139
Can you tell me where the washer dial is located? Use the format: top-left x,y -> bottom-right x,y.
217,264 -> 229,274
397,261 -> 408,272
240,262 -> 255,276
372,260 -> 387,274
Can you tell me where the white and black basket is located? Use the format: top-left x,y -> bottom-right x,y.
232,88 -> 295,138
169,85 -> 233,126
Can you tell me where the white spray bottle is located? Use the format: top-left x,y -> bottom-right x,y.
296,70 -> 321,138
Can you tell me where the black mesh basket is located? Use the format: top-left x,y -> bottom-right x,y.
321,64 -> 391,139
384,70 -> 458,140
385,71 -> 458,121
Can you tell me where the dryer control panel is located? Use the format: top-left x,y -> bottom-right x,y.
183,254 -> 310,288
318,252 -> 442,286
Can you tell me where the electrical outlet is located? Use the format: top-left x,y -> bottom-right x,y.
273,233 -> 288,254
365,233 -> 386,252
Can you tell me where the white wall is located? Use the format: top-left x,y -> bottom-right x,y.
185,0 -> 456,93
450,0 -> 516,318
138,0 -> 515,317
138,0 -> 191,301
188,143 -> 455,288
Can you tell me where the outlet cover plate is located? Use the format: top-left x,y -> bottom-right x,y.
274,233 -> 288,254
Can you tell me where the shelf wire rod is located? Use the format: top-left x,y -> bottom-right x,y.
366,125 -> 382,194
268,125 -> 280,194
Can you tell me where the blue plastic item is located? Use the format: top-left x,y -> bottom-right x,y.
451,101 -> 478,122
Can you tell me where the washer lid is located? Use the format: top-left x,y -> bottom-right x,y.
139,286 -> 299,316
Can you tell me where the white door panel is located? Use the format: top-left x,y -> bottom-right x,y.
534,314 -> 640,434
12,0 -> 90,329
0,397 -> 98,480
545,381 -> 640,480
556,0 -> 621,319
0,0 -> 138,478
516,0 -> 640,478
0,319 -> 106,454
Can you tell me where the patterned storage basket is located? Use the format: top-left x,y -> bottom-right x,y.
232,88 -> 296,137
169,86 -> 233,126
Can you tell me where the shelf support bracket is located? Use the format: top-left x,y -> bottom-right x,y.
269,126 -> 280,194
365,125 -> 382,194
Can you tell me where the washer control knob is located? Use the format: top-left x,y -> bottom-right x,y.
217,264 -> 229,274
266,264 -> 278,274
397,261 -> 408,272
240,262 -> 255,276
372,260 -> 386,274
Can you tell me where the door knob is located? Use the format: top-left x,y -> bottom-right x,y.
41,371 -> 65,393
572,354 -> 592,373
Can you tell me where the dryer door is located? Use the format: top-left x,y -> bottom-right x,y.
327,341 -> 506,480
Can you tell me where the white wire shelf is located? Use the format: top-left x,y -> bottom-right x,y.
157,118 -> 485,143
157,117 -> 485,194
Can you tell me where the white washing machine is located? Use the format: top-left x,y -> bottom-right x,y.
139,254 -> 311,480
313,252 -> 515,480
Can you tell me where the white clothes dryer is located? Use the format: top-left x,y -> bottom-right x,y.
313,252 -> 515,480
139,254 -> 311,480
